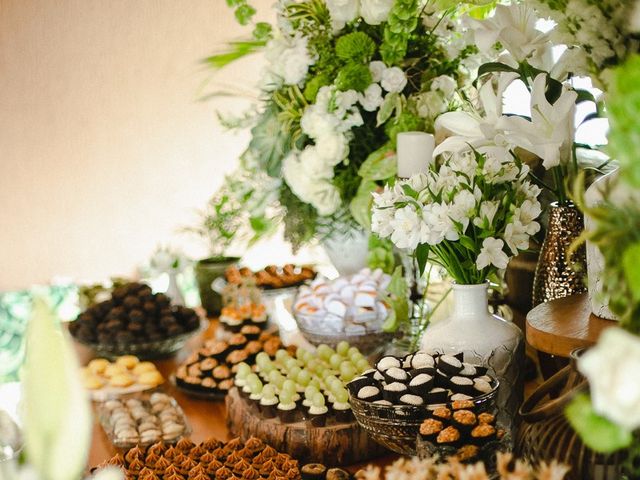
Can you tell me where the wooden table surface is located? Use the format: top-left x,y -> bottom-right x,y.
526,293 -> 617,357
78,321 -> 399,473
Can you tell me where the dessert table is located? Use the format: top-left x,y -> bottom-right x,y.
525,293 -> 616,357
76,321 -> 399,473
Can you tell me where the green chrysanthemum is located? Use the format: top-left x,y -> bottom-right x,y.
304,74 -> 331,102
335,32 -> 376,64
335,64 -> 372,92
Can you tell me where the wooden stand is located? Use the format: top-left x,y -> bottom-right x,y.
526,293 -> 616,357
225,388 -> 387,466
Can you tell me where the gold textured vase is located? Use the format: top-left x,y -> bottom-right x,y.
532,202 -> 587,306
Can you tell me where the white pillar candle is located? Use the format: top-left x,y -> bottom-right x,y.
396,131 -> 434,178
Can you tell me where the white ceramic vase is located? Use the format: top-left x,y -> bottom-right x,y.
165,272 -> 185,306
322,228 -> 370,276
420,283 -> 524,432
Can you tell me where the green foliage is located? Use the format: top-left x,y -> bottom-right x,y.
247,104 -> 291,177
253,22 -> 272,41
380,0 -> 420,66
203,40 -> 266,69
335,32 -> 376,63
566,393 -> 633,453
382,266 -> 410,332
623,243 -> 640,303
280,185 -> 319,252
304,74 -> 331,102
385,111 -> 424,145
367,236 -> 396,274
607,54 -> 640,188
350,180 -> 377,229
335,63 -> 372,92
358,144 -> 397,180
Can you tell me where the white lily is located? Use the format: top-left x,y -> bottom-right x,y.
433,73 -> 518,156
465,4 -> 551,65
506,73 -> 577,170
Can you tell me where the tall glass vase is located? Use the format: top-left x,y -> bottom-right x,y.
532,202 -> 587,306
420,283 -> 524,433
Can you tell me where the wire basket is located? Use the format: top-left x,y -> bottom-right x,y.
350,381 -> 499,456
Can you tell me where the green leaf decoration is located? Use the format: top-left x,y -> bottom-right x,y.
476,62 -> 519,81
377,92 -> 399,126
253,22 -> 272,41
335,32 -> 376,63
235,3 -> 257,25
380,0 -> 420,65
382,266 -> 409,332
416,243 -> 430,276
335,63 -> 372,92
566,393 -> 633,453
623,242 -> 640,302
248,104 -> 292,177
304,74 -> 331,102
358,144 -> 397,180
203,40 -> 266,70
23,297 -> 92,480
349,180 -> 377,229
367,236 -> 396,274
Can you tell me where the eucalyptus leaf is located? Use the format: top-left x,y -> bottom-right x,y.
349,180 -> 377,229
622,242 -> 640,302
377,92 -> 399,126
358,145 -> 397,180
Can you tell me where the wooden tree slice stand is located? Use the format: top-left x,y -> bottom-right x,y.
225,388 -> 387,466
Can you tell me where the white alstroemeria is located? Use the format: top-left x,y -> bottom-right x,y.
578,328 -> 640,431
507,74 -> 578,170
431,75 -> 457,96
515,199 -> 542,235
371,188 -> 396,238
478,145 -> 518,184
519,181 -> 542,202
316,134 -> 349,165
325,0 -> 360,30
359,83 -> 384,112
448,189 -> 476,231
369,61 -> 386,83
380,67 -> 407,93
433,73 -> 518,156
503,220 -> 530,255
550,47 -> 590,82
465,4 -> 550,64
390,206 -> 424,250
473,200 -> 499,228
448,151 -> 478,178
476,237 -> 509,270
423,202 -> 459,243
360,0 -> 394,25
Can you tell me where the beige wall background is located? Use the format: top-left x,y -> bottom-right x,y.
0,0 -> 290,290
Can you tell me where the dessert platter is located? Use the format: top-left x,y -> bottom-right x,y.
225,264 -> 316,291
293,268 -> 393,354
69,282 -> 203,359
226,342 -> 387,465
173,331 -> 285,399
81,355 -> 164,401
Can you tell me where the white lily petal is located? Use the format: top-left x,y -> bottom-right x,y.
434,111 -> 483,138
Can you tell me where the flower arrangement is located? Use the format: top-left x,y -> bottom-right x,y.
371,140 -> 542,284
210,0 -> 485,249
432,3 -> 602,207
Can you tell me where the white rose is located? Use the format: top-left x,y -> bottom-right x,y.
430,75 -> 457,96
380,66 -> 407,93
360,0 -> 394,25
316,134 -> 349,165
369,61 -> 387,83
359,83 -> 384,112
298,145 -> 334,179
416,91 -> 446,119
282,49 -> 313,85
325,0 -> 359,30
310,181 -> 342,216
578,328 -> 640,431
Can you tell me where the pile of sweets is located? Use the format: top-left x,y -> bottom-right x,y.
219,303 -> 268,333
81,355 -> 163,390
175,331 -> 283,396
226,265 -> 316,290
294,268 -> 391,335
234,342 -> 370,425
93,436 -> 301,480
70,282 -> 199,345
348,352 -> 497,407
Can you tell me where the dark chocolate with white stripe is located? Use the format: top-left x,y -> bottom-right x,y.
376,355 -> 401,372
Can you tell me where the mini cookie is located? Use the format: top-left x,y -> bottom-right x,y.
116,355 -> 140,369
83,375 -> 105,390
110,374 -> 134,387
138,370 -> 164,386
88,358 -> 110,374
133,361 -> 157,375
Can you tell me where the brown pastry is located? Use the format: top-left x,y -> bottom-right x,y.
216,467 -> 234,480
202,437 -> 224,451
242,466 -> 261,479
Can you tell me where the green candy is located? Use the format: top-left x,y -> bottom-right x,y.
284,357 -> 299,371
296,348 -> 311,363
236,362 -> 251,378
268,370 -> 285,388
312,392 -> 326,407
288,365 -> 302,379
256,352 -> 271,368
317,344 -> 334,361
349,350 -> 364,363
347,346 -> 360,357
356,358 -> 370,372
250,381 -> 263,395
339,362 -> 357,381
336,341 -> 350,356
329,353 -> 343,369
335,388 -> 349,404
275,349 -> 290,362
325,375 -> 341,388
279,390 -> 293,403
304,385 -> 319,399
283,379 -> 297,394
309,378 -> 321,389
297,369 -> 312,386
262,384 -> 277,399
